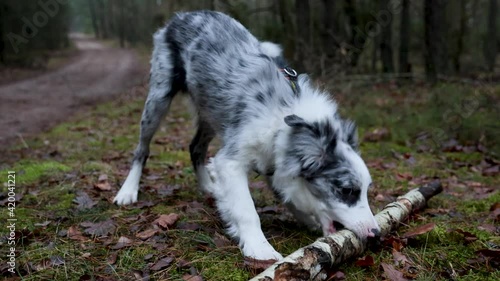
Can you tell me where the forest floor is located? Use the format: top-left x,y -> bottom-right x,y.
0,47 -> 499,280
0,33 -> 145,147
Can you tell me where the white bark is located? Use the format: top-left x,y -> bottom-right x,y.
250,181 -> 442,281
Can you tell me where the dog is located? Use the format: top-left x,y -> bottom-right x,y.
114,10 -> 380,261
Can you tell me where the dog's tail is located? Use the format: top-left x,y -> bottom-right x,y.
260,41 -> 282,58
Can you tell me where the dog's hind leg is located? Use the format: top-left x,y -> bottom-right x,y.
114,28 -> 178,205
189,120 -> 215,192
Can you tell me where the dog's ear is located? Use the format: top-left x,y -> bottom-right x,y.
285,116 -> 336,178
284,115 -> 307,128
342,119 -> 359,151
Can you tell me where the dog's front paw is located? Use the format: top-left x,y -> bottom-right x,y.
113,188 -> 138,205
242,241 -> 283,261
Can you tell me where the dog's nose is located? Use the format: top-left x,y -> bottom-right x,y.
371,228 -> 381,238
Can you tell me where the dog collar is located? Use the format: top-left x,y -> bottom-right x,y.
280,66 -> 299,96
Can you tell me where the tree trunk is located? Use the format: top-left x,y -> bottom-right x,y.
398,0 -> 410,75
0,2 -> 5,64
321,0 -> 339,58
451,0 -> 466,73
275,0 -> 295,59
88,0 -> 101,39
343,0 -> 370,68
250,181 -> 443,281
97,0 -> 109,39
379,0 -> 394,73
484,0 -> 497,72
424,0 -> 448,83
119,1 -> 125,48
295,0 -> 310,73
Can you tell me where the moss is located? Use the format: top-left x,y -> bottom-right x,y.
81,161 -> 114,173
1,161 -> 71,185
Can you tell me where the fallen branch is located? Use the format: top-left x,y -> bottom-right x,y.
250,181 -> 443,281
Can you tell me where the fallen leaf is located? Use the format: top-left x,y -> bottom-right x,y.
482,165 -> 499,176
364,127 -> 390,142
475,249 -> 500,258
29,258 -> 52,272
381,262 -> 408,281
67,226 -> 87,241
156,184 -> 181,197
73,191 -> 97,210
355,255 -> 374,267
136,229 -> 158,240
34,221 -> 51,227
477,224 -> 497,234
182,274 -> 203,281
111,236 -> 133,250
453,229 -> 478,243
80,219 -> 116,237
213,233 -> 231,248
133,200 -> 156,209
177,222 -> 202,231
154,213 -> 180,229
395,172 -> 413,182
107,252 -> 118,265
402,223 -> 436,238
94,174 -> 112,191
132,270 -> 149,281
327,270 -> 346,280
150,256 -> 174,271
392,250 -> 410,266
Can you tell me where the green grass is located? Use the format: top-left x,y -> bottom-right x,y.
1,83 -> 498,280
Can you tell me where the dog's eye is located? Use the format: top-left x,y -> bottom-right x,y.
341,187 -> 352,195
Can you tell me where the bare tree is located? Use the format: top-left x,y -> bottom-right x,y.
88,0 -> 100,38
451,0 -> 466,73
379,0 -> 394,73
321,0 -> 339,58
97,0 -> 109,39
295,0 -> 311,72
399,0 -> 410,74
424,0 -> 448,83
484,0 -> 498,72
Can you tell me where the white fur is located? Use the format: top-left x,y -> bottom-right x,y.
114,163 -> 141,204
260,41 -> 283,57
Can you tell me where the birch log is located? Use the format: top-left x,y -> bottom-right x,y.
250,181 -> 443,281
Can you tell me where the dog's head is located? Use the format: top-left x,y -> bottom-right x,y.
281,114 -> 380,239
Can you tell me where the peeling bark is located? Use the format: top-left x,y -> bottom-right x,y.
250,181 -> 443,281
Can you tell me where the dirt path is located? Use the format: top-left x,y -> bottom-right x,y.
0,34 -> 146,147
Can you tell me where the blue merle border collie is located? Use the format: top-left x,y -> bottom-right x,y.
114,11 -> 380,260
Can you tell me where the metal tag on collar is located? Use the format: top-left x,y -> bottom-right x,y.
283,67 -> 297,80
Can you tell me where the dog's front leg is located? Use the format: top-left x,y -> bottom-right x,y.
207,155 -> 283,261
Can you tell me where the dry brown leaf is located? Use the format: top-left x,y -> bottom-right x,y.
80,219 -> 116,237
392,250 -> 411,266
111,236 -> 133,250
67,226 -> 87,241
364,127 -> 390,142
136,229 -> 158,240
182,274 -> 203,281
402,223 -> 436,238
73,191 -> 97,210
150,256 -> 174,271
154,213 -> 180,229
94,174 -> 112,191
381,262 -> 408,281
355,255 -> 374,267
107,252 -> 118,265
